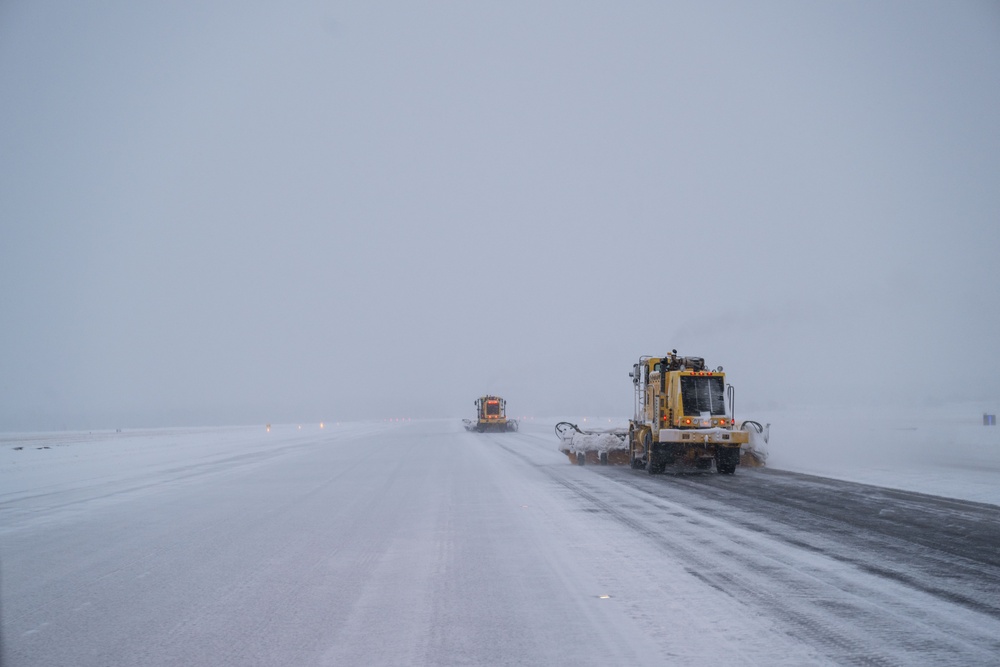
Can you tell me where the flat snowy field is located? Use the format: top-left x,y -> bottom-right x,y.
1,409 -> 999,665
749,404 -> 1000,506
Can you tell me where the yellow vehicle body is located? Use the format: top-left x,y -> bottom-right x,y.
469,395 -> 517,432
628,352 -> 748,474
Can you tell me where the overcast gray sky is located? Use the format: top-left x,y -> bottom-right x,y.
2,1 -> 998,430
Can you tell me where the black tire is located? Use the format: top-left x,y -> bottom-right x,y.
718,463 -> 736,475
576,452 -> 585,466
599,451 -> 608,465
644,431 -> 663,474
629,442 -> 644,469
629,428 -> 645,469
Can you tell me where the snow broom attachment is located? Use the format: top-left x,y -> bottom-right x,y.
739,420 -> 769,467
555,421 -> 630,465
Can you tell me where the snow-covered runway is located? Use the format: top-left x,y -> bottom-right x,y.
2,420 -> 999,666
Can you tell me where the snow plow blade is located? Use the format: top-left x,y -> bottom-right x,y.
739,420 -> 769,467
463,418 -> 518,433
555,422 -> 629,465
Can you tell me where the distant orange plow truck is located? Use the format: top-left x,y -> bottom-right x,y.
464,395 -> 518,433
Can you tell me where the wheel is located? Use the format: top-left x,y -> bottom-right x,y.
643,431 -> 663,474
629,428 -> 645,469
576,452 -> 585,466
630,443 -> 645,469
599,451 -> 608,465
718,463 -> 736,475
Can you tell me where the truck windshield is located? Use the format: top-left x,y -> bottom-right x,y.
680,376 -> 726,416
486,402 -> 500,416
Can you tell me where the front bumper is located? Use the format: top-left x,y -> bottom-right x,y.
656,427 -> 748,446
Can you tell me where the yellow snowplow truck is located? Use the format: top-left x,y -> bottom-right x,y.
628,352 -> 748,474
464,395 -> 518,433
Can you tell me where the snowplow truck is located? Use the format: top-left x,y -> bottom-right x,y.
628,352 -> 748,474
465,395 -> 517,432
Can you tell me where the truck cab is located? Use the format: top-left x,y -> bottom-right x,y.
474,395 -> 513,432
629,352 -> 747,474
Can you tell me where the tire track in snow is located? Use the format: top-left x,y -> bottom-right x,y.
491,436 -> 1000,666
